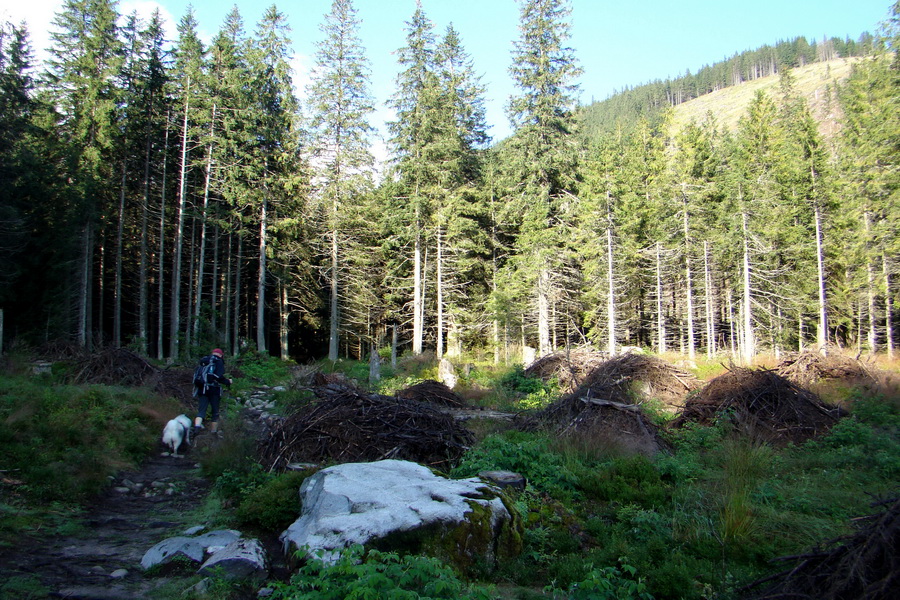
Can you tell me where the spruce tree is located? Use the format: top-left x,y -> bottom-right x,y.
387,1 -> 442,355
247,5 -> 304,353
433,24 -> 490,358
44,0 -> 123,347
307,0 -> 375,361
505,0 -> 581,357
167,7 -> 206,359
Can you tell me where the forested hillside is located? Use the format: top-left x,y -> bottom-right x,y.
578,34 -> 872,137
0,0 -> 897,365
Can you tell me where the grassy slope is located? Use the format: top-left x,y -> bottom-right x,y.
670,57 -> 858,136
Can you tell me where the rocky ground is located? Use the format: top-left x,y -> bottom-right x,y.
0,391 -> 285,600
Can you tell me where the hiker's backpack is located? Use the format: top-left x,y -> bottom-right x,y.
192,356 -> 217,396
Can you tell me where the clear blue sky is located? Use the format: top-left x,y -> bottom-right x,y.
3,0 -> 893,143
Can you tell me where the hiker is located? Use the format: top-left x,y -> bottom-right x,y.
194,348 -> 232,436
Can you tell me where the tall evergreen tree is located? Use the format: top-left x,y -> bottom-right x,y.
387,1 -> 442,356
307,0 -> 375,361
133,10 -> 170,355
247,5 -> 304,353
44,0 -> 123,347
505,0 -> 581,357
167,7 -> 206,359
0,22 -> 36,323
433,24 -> 490,358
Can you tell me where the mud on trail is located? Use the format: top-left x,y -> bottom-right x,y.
0,446 -> 214,599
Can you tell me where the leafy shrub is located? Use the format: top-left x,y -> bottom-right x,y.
236,470 -> 315,531
499,365 -> 548,396
234,350 -> 292,385
451,431 -> 579,498
271,544 -> 493,599
212,464 -> 270,505
578,455 -> 669,507
550,560 -> 655,600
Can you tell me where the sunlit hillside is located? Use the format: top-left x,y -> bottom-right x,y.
670,57 -> 860,137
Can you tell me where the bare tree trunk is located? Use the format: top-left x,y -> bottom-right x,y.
655,242 -> 665,353
211,224 -> 220,331
257,196 -> 268,353
98,235 -> 105,345
682,194 -> 696,360
864,210 -> 878,352
169,84 -> 190,360
606,194 -> 616,355
391,323 -> 398,369
436,224 -> 444,359
726,286 -> 736,357
280,281 -> 289,358
224,233 -> 232,353
538,268 -> 551,356
410,190 -> 424,356
77,222 -> 93,348
328,220 -> 339,361
704,240 -> 716,358
185,221 -> 196,350
741,208 -> 754,362
233,234 -> 243,355
114,161 -> 126,347
813,199 -> 828,350
885,255 -> 895,360
193,106 -> 216,341
157,114 -> 170,360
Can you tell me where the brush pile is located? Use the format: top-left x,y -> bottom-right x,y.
523,353 -> 695,455
68,347 -> 197,403
396,379 -> 467,408
776,350 -> 876,387
524,350 -> 610,392
573,352 -> 699,411
258,382 -> 474,472
71,347 -> 159,386
673,366 -> 843,443
746,497 -> 900,600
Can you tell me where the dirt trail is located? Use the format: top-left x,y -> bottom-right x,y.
0,447 -> 213,599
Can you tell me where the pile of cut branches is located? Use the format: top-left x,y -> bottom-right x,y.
71,347 -> 159,386
745,497 -> 900,600
37,339 -> 88,361
69,347 -> 196,404
145,367 -> 195,404
524,350 -> 610,392
673,366 -> 843,443
396,379 -> 467,408
776,350 -> 876,387
258,383 -> 474,471
521,353 -> 695,455
573,352 -> 699,410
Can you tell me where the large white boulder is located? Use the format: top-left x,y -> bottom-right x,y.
280,460 -> 521,570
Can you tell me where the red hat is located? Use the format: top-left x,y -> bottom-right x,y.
212,348 -> 224,357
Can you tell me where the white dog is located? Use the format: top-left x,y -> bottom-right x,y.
161,414 -> 193,457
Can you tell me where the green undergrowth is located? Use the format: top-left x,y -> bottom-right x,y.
0,375 -> 163,503
448,388 -> 900,599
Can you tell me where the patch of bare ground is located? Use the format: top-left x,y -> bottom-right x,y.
0,451 -> 211,599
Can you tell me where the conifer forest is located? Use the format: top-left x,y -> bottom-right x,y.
0,0 -> 898,365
